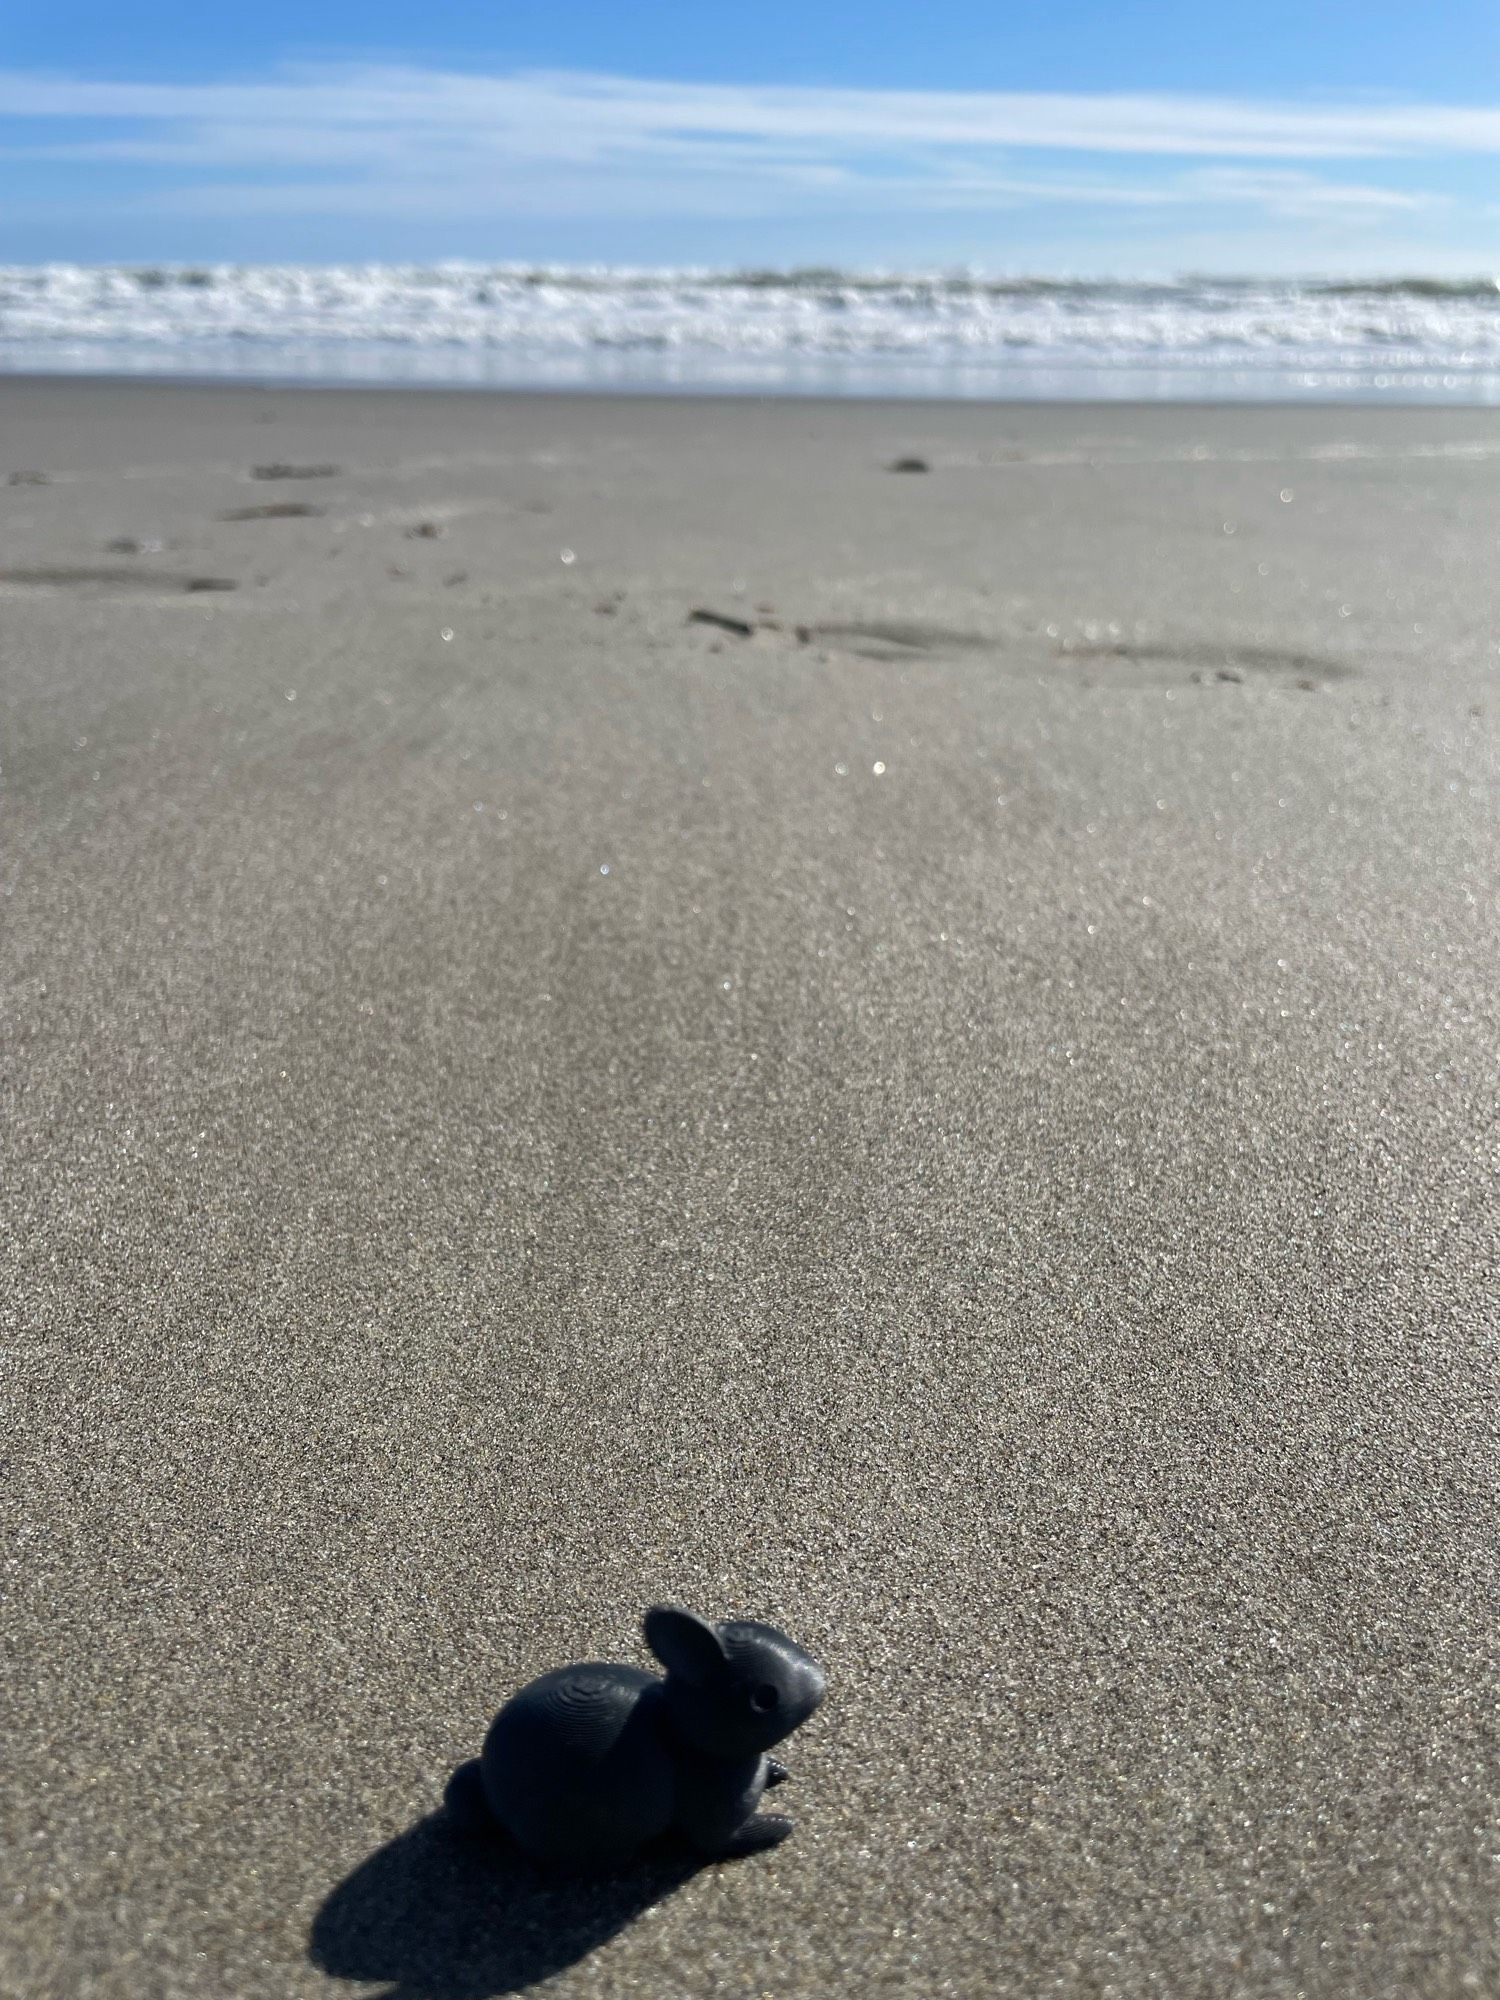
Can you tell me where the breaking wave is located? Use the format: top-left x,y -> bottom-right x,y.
4,264 -> 1500,400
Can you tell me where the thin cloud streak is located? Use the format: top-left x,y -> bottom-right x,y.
5,63 -> 1500,161
22,163 -> 1431,228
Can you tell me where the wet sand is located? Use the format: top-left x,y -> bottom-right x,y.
4,378 -> 1498,1999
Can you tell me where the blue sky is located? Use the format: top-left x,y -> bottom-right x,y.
4,1 -> 1499,271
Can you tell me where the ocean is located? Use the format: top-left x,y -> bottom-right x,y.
3,264 -> 1500,402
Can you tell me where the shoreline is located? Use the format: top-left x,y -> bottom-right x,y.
13,367 -> 1500,425
6,354 -> 1500,406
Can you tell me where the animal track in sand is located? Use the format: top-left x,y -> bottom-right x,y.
683,609 -> 997,661
687,607 -> 755,637
803,620 -> 995,660
681,611 -> 1347,687
1058,639 -> 1355,684
250,462 -> 341,480
0,566 -> 237,593
218,502 -> 324,521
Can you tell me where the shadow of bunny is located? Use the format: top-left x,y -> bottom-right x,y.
309,1813 -> 697,1999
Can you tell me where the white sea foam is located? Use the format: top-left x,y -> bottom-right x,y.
3,264 -> 1500,400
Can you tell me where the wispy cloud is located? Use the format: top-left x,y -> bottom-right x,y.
0,63 -> 1483,237
6,66 -> 1500,158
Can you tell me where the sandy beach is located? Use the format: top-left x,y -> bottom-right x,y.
4,377 -> 1497,1999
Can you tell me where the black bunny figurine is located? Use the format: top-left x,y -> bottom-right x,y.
444,1605 -> 827,1867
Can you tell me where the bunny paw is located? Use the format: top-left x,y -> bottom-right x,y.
712,1813 -> 795,1859
443,1759 -> 494,1835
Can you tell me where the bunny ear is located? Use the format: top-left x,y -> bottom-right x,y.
644,1605 -> 729,1685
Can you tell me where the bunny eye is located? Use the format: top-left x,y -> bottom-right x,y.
750,1683 -> 780,1713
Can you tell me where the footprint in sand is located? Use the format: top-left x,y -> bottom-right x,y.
0,566 -> 236,594
686,613 -> 1352,689
249,463 -> 342,481
685,611 -> 992,657
218,503 -> 324,521
804,619 -> 994,660
1058,639 -> 1355,686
